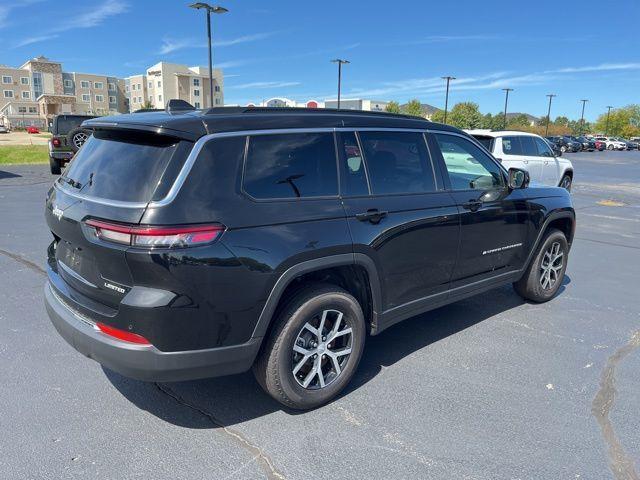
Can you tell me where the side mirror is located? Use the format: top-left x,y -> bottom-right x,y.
508,168 -> 529,189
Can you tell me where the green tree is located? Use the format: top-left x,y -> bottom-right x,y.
508,114 -> 532,129
430,109 -> 445,123
447,102 -> 483,129
403,99 -> 424,118
136,100 -> 154,111
554,116 -> 570,127
593,105 -> 640,136
385,101 -> 401,114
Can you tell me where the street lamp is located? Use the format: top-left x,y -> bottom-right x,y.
502,88 -> 513,130
331,59 -> 349,109
441,76 -> 455,124
544,94 -> 556,137
189,2 -> 228,108
579,99 -> 588,135
605,105 -> 614,136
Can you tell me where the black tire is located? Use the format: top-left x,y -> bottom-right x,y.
514,229 -> 568,303
253,283 -> 366,410
49,156 -> 61,175
559,174 -> 572,191
607,144 -> 614,150
67,127 -> 91,152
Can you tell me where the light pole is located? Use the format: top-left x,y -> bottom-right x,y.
544,94 -> 556,137
605,105 -> 614,136
579,99 -> 588,135
189,2 -> 228,108
331,59 -> 349,109
441,76 -> 455,124
502,88 -> 513,129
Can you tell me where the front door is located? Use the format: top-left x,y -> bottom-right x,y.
337,130 -> 460,312
533,136 -> 561,186
430,132 -> 531,287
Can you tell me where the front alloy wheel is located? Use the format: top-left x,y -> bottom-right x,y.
539,241 -> 563,290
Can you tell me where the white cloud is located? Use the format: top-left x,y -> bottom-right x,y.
228,81 -> 302,90
549,62 -> 640,74
13,34 -> 59,48
158,31 -> 280,55
0,0 -> 44,29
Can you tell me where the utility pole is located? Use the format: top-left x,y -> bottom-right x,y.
579,99 -> 588,135
544,94 -> 556,137
605,105 -> 614,136
441,76 -> 455,124
331,59 -> 349,109
502,88 -> 513,130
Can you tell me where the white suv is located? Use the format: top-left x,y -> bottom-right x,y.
594,136 -> 626,151
467,130 -> 574,190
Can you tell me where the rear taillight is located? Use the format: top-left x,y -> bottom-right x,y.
96,322 -> 151,345
52,138 -> 61,147
85,220 -> 225,248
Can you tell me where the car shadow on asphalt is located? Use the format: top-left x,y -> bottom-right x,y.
0,170 -> 21,179
104,278 -> 571,426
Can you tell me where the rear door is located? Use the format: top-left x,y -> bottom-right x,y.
431,132 -> 531,286
45,129 -> 191,308
338,130 -> 460,312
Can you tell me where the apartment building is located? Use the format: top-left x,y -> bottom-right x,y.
126,62 -> 224,111
0,56 -> 127,129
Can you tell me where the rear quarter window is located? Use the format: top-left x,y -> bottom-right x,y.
243,132 -> 338,199
501,136 -> 523,155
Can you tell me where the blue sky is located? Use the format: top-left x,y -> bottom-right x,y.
1,0 -> 638,120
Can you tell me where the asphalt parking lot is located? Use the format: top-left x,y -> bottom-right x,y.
1,150 -> 639,480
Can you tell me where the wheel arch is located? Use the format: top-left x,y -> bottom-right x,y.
524,210 -> 576,271
251,254 -> 383,341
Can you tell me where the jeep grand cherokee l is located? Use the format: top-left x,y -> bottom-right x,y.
44,105 -> 575,410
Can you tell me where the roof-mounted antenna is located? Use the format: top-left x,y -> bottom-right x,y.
166,99 -> 196,114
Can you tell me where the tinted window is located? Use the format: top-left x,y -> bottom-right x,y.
60,130 -> 186,203
434,133 -> 505,191
359,131 -> 435,195
55,116 -> 93,135
339,132 -> 369,196
502,136 -> 523,155
519,136 -> 538,156
243,133 -> 338,199
534,137 -> 554,157
473,136 -> 495,151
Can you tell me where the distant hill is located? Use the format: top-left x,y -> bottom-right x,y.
401,102 -> 440,117
506,112 -> 539,123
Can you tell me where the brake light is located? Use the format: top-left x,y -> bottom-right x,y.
85,220 -> 225,248
52,138 -> 61,147
96,322 -> 151,345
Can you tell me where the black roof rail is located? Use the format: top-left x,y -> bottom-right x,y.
202,106 -> 426,121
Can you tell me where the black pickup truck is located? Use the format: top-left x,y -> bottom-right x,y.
44,104 -> 575,409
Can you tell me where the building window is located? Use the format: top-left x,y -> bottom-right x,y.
3,90 -> 13,98
18,106 -> 27,113
157,81 -> 161,87
194,102 -> 201,108
109,96 -> 116,104
215,85 -> 221,92
20,77 -> 30,85
2,76 -> 12,84
138,96 -> 142,103
158,94 -> 162,102
125,85 -> 129,92
22,91 -> 30,99
28,106 -> 37,114
108,82 -> 116,91
148,81 -> 152,89
96,94 -> 104,102
215,98 -> 221,105
80,80 -> 90,88
82,94 -> 90,102
193,78 -> 200,87
94,82 -> 104,89
193,89 -> 200,97
64,79 -> 73,88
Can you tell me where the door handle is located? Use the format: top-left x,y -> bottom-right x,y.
544,161 -> 549,165
462,200 -> 482,212
355,209 -> 388,224
523,160 -> 529,164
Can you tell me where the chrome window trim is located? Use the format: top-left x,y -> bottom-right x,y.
54,126 -> 458,209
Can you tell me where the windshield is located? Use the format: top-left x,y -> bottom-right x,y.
59,130 -> 189,203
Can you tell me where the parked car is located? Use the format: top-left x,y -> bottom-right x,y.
545,138 -> 563,157
44,105 -> 576,409
469,130 -> 574,190
626,139 -> 639,150
0,124 -> 9,133
595,136 -> 627,150
613,137 -> 638,150
546,136 -> 580,153
47,114 -> 96,174
593,139 -> 606,151
572,136 -> 596,151
26,125 -> 40,134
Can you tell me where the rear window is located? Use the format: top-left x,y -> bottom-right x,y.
243,133 -> 338,199
501,136 -> 523,155
472,135 -> 495,151
59,130 -> 188,203
55,116 -> 92,135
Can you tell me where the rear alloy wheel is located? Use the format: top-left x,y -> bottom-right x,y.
559,175 -> 572,191
607,144 -> 614,150
560,145 -> 567,153
514,229 -> 568,302
67,127 -> 91,152
253,284 -> 365,410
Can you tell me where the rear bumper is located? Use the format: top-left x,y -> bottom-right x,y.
49,151 -> 74,161
44,281 -> 262,382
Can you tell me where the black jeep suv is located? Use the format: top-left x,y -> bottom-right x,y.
44,105 -> 575,409
48,114 -> 96,174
